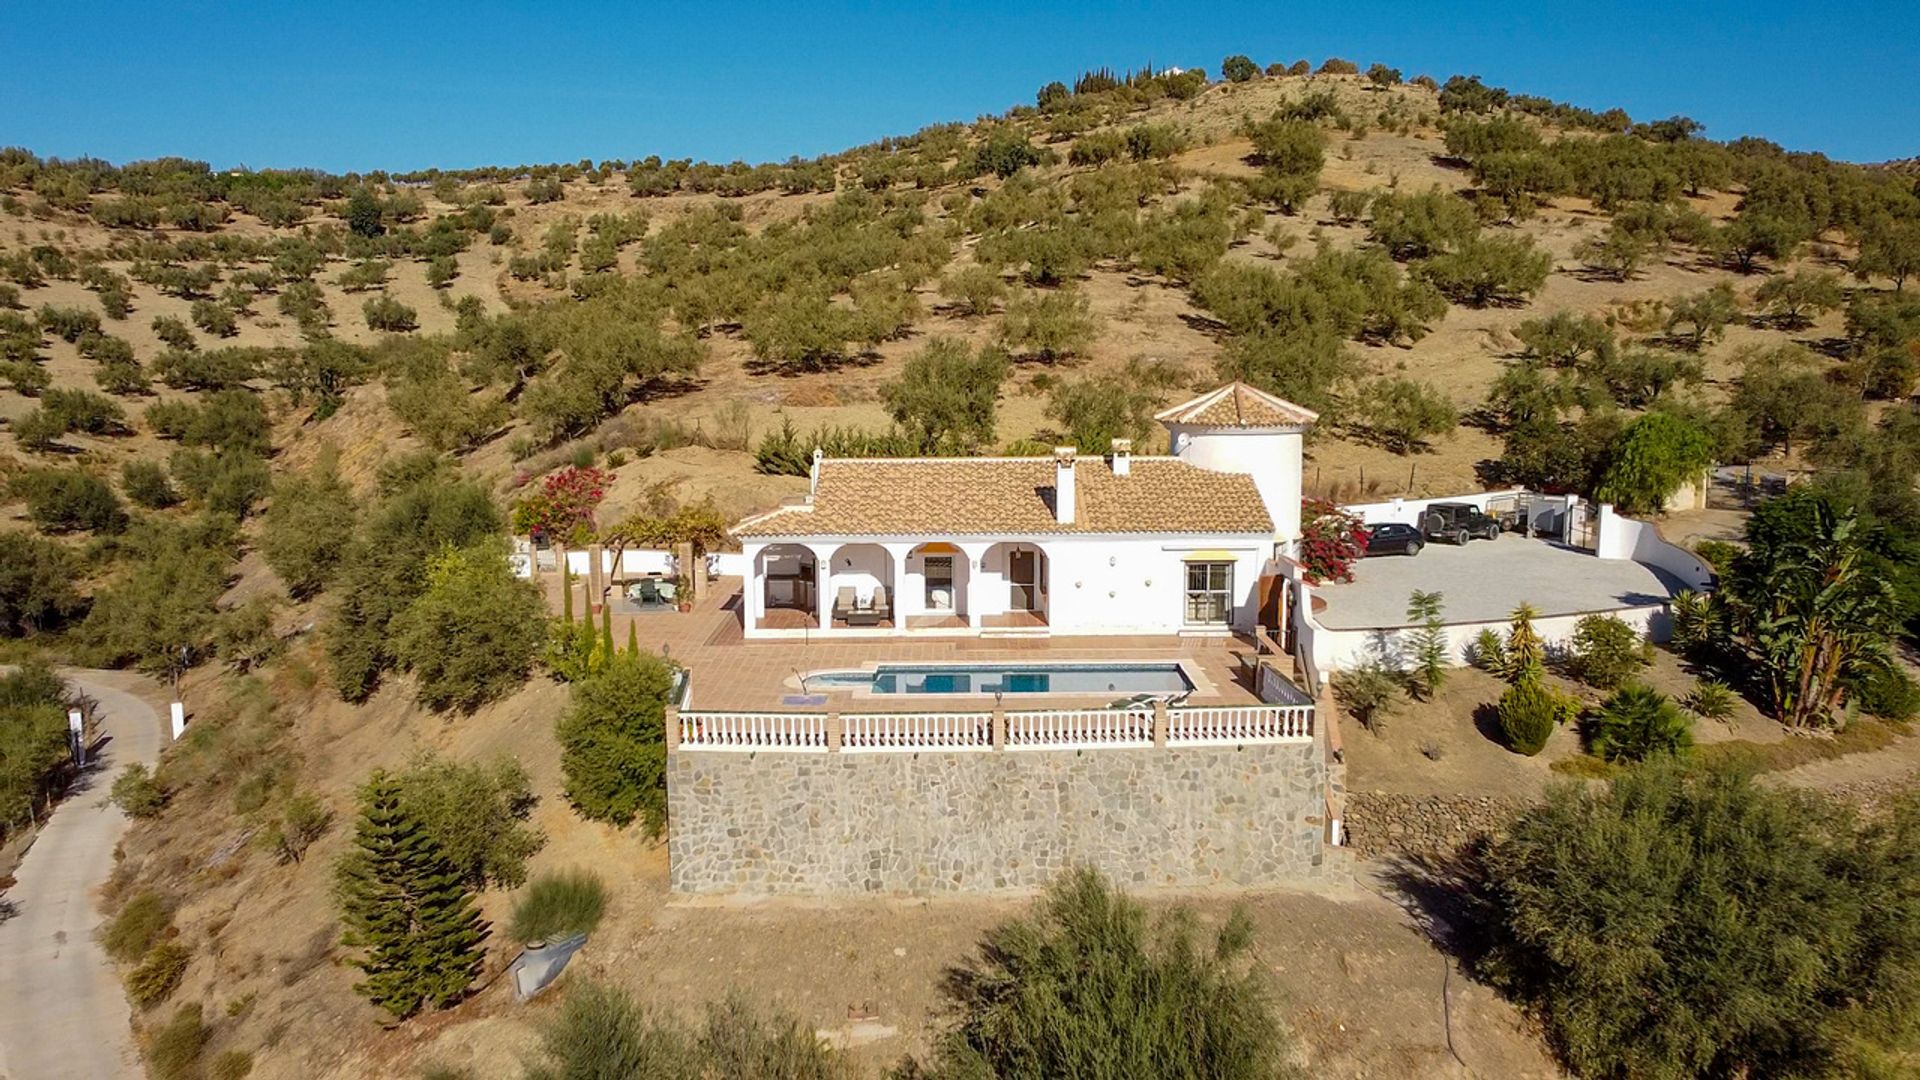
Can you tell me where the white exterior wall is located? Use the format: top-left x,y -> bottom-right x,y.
1164,425 -> 1305,542
543,547 -> 751,579
1042,537 -> 1267,635
1593,505 -> 1715,591
1291,575 -> 1669,673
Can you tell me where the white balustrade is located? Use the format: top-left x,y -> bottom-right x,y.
679,711 -> 827,751
842,712 -> 992,752
1167,705 -> 1313,745
1005,708 -> 1153,750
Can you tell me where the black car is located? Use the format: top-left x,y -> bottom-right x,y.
1420,502 -> 1502,545
1364,522 -> 1425,557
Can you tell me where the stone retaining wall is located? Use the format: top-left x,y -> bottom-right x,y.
668,743 -> 1328,895
1342,791 -> 1529,858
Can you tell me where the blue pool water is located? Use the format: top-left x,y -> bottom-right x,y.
807,662 -> 1192,696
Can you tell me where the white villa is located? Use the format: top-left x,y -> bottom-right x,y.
732,382 -> 1317,638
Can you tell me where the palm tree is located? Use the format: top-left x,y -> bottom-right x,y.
1739,506 -> 1896,728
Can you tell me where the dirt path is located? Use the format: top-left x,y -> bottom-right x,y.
0,671 -> 166,1080
1771,730 -> 1920,792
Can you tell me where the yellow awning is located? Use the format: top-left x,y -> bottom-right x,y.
918,542 -> 960,554
1181,550 -> 1237,561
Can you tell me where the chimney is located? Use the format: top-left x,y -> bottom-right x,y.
1053,447 -> 1077,524
1109,438 -> 1132,477
810,448 -> 824,495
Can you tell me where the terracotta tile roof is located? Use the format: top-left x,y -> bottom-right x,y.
733,456 -> 1274,539
1155,382 -> 1319,428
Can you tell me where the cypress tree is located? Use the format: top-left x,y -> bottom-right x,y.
334,770 -> 487,1019
600,603 -> 614,657
625,621 -> 638,657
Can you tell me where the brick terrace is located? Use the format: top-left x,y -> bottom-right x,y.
549,575 -> 1268,712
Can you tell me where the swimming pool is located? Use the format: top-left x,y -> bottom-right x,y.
806,662 -> 1193,696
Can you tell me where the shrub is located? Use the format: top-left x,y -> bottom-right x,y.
1502,603 -> 1544,680
1045,360 -> 1176,454
1469,627 -> 1507,672
146,1003 -> 208,1080
1586,683 -> 1693,762
390,544 -> 546,712
362,294 -> 419,332
525,984 -> 847,1080
1567,613 -> 1650,689
508,868 -> 608,944
1683,679 -> 1737,724
261,792 -> 331,864
1846,664 -> 1920,722
1334,661 -> 1402,734
169,447 -> 272,518
102,891 -> 173,963
1497,674 -> 1560,755
121,460 -> 180,509
126,940 -> 192,1007
940,265 -> 1008,317
557,649 -> 678,832
151,314 -> 196,350
12,468 -> 127,534
1405,590 -> 1448,697
111,763 -> 169,818
909,868 -> 1298,1078
1483,759 -> 1920,1080
209,1049 -> 254,1080
1298,499 -> 1367,584
189,298 -> 237,337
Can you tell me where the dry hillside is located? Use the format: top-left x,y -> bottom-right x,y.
3,62 -> 1919,1079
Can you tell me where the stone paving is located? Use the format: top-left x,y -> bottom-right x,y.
544,574 -> 1268,711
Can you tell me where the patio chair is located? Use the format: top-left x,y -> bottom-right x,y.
832,586 -> 856,622
870,585 -> 890,621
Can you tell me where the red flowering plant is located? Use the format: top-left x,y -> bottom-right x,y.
510,465 -> 613,548
1298,498 -> 1369,584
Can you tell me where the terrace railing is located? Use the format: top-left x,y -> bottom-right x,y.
674,702 -> 1311,754
1005,707 -> 1154,750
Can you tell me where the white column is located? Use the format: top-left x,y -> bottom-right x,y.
741,543 -> 763,635
809,542 -> 836,630
885,543 -> 913,634
960,541 -> 992,630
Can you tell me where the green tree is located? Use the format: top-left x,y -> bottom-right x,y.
260,454 -> 358,597
1593,411 -> 1714,515
393,752 -> 544,890
1726,493 -> 1899,727
326,459 -> 503,702
878,338 -> 1008,452
524,984 -> 847,1080
1045,359 -> 1179,453
333,770 -> 487,1019
1356,376 -> 1456,453
1664,282 -> 1741,350
344,188 -> 384,238
1221,54 -> 1258,83
1513,311 -> 1615,370
556,649 -> 677,833
1497,674 -> 1561,756
120,460 -> 180,509
1000,287 -> 1097,363
909,868 -> 1298,1079
1503,602 -> 1544,681
1855,217 -> 1920,292
1753,268 -> 1843,329
1415,234 -> 1552,306
11,467 -> 127,534
1368,188 -> 1479,260
1483,759 -> 1920,1080
390,543 -> 546,713
80,519 -> 231,682
939,265 -> 1008,317
0,531 -> 82,635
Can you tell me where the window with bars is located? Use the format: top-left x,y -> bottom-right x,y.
1184,561 -> 1232,625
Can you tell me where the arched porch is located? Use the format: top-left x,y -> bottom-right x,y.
979,540 -> 1050,630
751,543 -> 819,631
824,542 -> 895,629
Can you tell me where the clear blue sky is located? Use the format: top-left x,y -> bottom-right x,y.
4,1 -> 1916,173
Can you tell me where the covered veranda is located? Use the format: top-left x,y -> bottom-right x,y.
744,539 -> 1051,636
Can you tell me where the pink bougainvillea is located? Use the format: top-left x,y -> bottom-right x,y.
511,465 -> 613,546
1298,498 -> 1369,585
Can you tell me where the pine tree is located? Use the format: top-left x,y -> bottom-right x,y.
334,771 -> 487,1019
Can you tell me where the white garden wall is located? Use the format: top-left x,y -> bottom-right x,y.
1593,505 -> 1715,591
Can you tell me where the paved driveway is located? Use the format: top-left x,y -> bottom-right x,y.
0,671 -> 164,1080
1313,533 -> 1682,630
